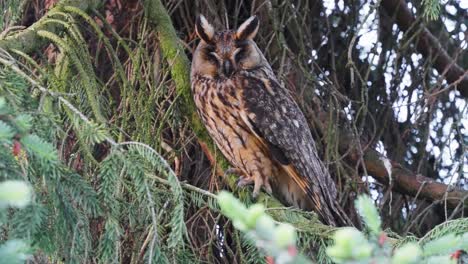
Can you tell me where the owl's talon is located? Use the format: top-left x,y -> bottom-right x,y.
252,189 -> 260,199
224,167 -> 242,178
236,176 -> 254,187
264,181 -> 273,194
252,177 -> 272,197
252,177 -> 263,198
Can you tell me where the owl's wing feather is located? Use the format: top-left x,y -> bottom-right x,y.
239,73 -> 337,216
245,116 -> 290,165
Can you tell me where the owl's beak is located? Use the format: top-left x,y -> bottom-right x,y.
222,60 -> 234,77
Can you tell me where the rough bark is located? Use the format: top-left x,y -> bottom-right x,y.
361,150 -> 467,210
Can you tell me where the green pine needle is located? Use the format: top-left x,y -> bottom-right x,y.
13,114 -> 32,134
21,134 -> 57,161
0,120 -> 15,140
355,195 -> 381,235
422,234 -> 461,256
422,0 -> 440,20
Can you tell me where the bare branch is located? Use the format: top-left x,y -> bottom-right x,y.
359,147 -> 467,210
316,111 -> 468,210
382,0 -> 468,97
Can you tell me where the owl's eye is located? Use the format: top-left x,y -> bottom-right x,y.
203,46 -> 221,65
209,52 -> 221,61
234,40 -> 250,62
233,48 -> 247,62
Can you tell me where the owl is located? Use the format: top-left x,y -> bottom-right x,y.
191,15 -> 349,226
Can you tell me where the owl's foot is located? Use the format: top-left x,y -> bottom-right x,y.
224,168 -> 256,189
224,167 -> 243,178
226,168 -> 272,198
252,176 -> 272,198
236,175 -> 254,187
237,175 -> 272,198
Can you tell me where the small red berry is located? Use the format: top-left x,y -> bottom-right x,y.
378,232 -> 387,246
288,246 -> 298,256
266,256 -> 274,264
451,250 -> 462,259
12,140 -> 21,157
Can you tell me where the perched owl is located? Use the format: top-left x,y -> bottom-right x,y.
191,15 -> 350,226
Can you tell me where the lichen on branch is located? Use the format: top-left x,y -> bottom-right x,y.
0,0 -> 100,53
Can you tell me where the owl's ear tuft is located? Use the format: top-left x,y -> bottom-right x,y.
195,15 -> 214,43
236,16 -> 259,40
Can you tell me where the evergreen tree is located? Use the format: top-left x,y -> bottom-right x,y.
0,0 -> 466,263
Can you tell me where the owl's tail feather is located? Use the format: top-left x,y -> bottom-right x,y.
281,165 -> 353,227
324,197 -> 354,227
311,191 -> 354,227
311,174 -> 355,227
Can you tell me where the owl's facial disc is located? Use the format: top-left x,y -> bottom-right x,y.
193,15 -> 263,78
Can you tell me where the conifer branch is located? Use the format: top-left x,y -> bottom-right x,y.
0,0 -> 101,54
0,49 -> 116,146
148,173 -> 217,199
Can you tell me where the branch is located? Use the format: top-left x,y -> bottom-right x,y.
142,0 -> 218,147
315,112 -> 467,210
0,0 -> 100,53
381,0 -> 468,98
360,148 -> 467,210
